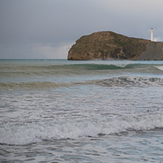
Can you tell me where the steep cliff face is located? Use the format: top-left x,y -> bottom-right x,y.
137,42 -> 163,60
67,31 -> 163,60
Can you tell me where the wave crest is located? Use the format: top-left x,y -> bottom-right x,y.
89,76 -> 163,87
155,66 -> 163,71
1,113 -> 163,145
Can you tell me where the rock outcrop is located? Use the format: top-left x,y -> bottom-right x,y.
67,31 -> 163,60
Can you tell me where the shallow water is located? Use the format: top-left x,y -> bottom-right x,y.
0,59 -> 163,162
1,130 -> 163,163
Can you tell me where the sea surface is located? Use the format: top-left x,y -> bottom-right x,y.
0,59 -> 163,163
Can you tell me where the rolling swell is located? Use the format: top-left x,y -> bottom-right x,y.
61,63 -> 144,70
0,63 -> 162,78
0,62 -> 155,71
1,76 -> 163,90
0,82 -> 71,90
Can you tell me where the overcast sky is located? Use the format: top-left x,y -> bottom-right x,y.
0,0 -> 163,59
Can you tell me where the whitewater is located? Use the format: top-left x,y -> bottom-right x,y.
0,59 -> 163,163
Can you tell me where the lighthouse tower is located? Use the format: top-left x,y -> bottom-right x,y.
150,28 -> 154,41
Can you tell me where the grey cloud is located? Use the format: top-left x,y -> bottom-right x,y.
0,0 -> 163,59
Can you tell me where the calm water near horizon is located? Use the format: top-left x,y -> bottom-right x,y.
0,59 -> 163,163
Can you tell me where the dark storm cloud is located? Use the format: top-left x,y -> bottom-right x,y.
0,0 -> 163,59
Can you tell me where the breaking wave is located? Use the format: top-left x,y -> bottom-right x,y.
64,63 -> 142,70
90,76 -> 163,87
155,66 -> 163,71
0,62 -> 162,76
1,113 -> 163,145
0,62 -> 138,70
1,76 -> 163,90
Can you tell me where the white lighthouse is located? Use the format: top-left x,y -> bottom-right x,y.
150,28 -> 154,41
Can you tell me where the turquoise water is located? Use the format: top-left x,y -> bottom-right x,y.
0,59 -> 163,162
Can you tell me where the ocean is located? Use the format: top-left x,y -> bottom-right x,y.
0,59 -> 163,163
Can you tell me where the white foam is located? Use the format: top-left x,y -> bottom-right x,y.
1,113 -> 163,145
155,66 -> 163,71
93,76 -> 163,87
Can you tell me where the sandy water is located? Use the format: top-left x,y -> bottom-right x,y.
0,59 -> 163,163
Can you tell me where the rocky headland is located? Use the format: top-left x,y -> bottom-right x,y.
68,31 -> 163,60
